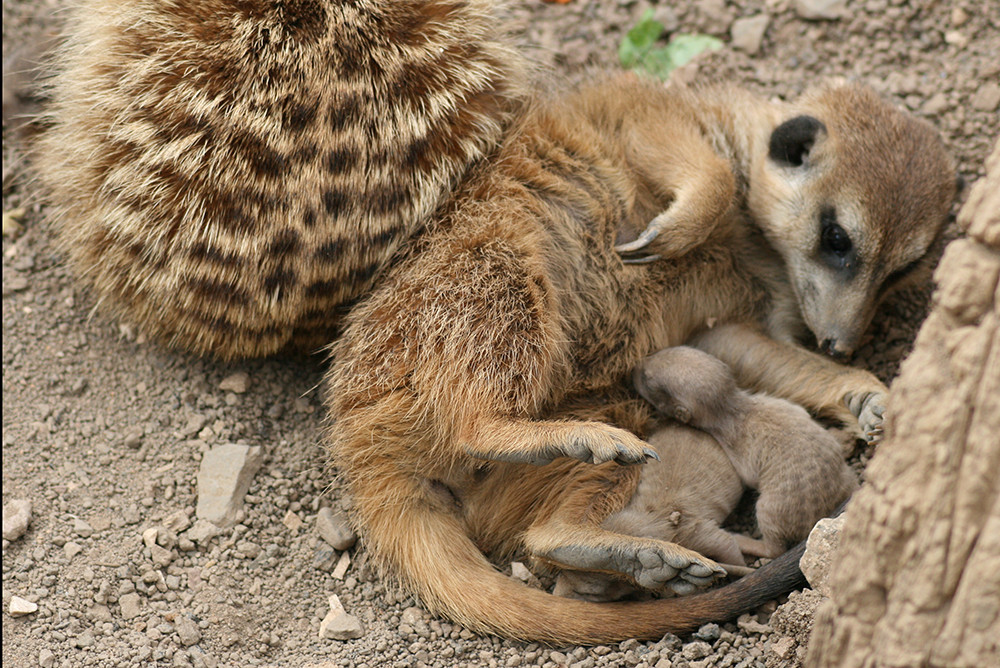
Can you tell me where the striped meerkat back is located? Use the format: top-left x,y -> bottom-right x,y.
35,0 -> 530,358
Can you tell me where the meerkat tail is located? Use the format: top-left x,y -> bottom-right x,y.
357,474 -> 807,645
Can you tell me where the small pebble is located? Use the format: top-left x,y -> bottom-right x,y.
38,648 -> 55,668
196,444 -> 263,528
316,507 -> 357,551
282,510 -> 304,532
2,499 -> 32,541
319,594 -> 364,640
119,593 -> 142,620
175,616 -> 202,646
9,595 -> 38,616
218,372 -> 250,394
72,518 -> 93,538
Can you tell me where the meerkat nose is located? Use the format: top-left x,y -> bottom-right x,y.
820,338 -> 849,361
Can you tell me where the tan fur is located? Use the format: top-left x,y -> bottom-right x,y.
323,73 -> 955,643
33,0 -> 530,359
635,346 -> 859,558
553,422 -> 748,603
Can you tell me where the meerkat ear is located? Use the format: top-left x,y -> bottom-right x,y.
672,405 -> 692,424
768,115 -> 827,167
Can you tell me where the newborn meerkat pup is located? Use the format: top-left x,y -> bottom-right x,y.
633,346 -> 859,558
554,422 -> 752,602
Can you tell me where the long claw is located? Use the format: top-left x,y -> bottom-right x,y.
615,226 -> 660,254
643,447 -> 661,462
621,254 -> 661,264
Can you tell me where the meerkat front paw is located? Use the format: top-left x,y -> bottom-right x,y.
844,390 -> 886,444
472,423 -> 659,466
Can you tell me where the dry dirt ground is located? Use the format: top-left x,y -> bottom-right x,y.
3,1 -> 998,667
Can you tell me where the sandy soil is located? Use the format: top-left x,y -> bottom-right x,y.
3,1 -> 998,667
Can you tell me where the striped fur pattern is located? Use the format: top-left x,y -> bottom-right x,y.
35,0 -> 529,358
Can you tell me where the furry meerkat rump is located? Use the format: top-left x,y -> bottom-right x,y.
34,0 -> 530,359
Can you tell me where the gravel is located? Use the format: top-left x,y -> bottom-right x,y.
4,1 -> 998,667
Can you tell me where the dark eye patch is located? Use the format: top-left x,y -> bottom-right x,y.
817,207 -> 858,276
820,208 -> 852,255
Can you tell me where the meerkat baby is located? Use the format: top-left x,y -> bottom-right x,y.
554,421 -> 754,602
633,346 -> 859,558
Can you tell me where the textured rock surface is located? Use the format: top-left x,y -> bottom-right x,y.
1,498 -> 31,541
807,139 -> 1000,667
799,516 -> 845,597
318,595 -> 364,641
196,444 -> 263,528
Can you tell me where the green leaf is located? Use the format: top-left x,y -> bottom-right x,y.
663,33 -> 723,70
618,9 -> 665,69
619,8 -> 724,81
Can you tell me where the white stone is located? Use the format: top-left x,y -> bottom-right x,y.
150,544 -> 174,569
163,510 -> 192,534
319,595 -> 364,640
730,14 -> 769,55
510,562 -> 533,582
800,515 -> 845,597
971,83 -> 1000,112
142,527 -> 160,549
331,551 -> 351,580
196,444 -> 263,528
38,648 -> 55,668
282,510 -> 303,532
316,507 -> 357,551
175,616 -> 202,646
185,519 -> 220,545
119,592 -> 142,620
72,518 -> 93,538
794,0 -> 846,21
9,595 -> 38,616
218,372 -> 250,394
2,499 -> 31,541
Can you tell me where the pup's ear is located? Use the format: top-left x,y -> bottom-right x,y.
672,405 -> 692,424
768,115 -> 827,167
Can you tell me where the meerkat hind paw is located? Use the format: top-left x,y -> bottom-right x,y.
543,542 -> 723,593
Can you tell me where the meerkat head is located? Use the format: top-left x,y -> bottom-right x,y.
748,82 -> 957,358
633,347 -> 738,427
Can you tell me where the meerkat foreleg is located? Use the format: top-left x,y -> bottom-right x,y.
616,126 -> 736,262
462,418 -> 659,466
691,323 -> 888,442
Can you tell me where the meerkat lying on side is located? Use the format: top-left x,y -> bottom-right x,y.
324,73 -> 955,643
634,346 -> 859,558
553,422 -> 750,603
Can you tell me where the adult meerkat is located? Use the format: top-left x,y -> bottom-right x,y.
324,73 -> 955,643
553,422 -> 750,603
34,0 -> 529,358
634,346 -> 859,559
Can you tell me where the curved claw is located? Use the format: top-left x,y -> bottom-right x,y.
615,226 -> 660,254
621,254 -> 661,265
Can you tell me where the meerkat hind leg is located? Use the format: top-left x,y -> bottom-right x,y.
524,522 -> 725,596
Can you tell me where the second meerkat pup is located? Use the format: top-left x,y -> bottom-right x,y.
553,421 -> 751,603
634,346 -> 859,558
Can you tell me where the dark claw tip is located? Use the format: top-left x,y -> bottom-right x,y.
643,447 -> 660,462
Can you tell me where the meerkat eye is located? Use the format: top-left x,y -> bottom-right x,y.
819,207 -> 852,256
